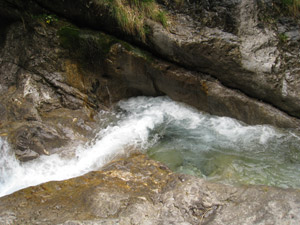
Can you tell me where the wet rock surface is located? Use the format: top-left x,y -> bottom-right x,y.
105,41 -> 300,127
0,10 -> 300,161
0,2 -> 299,224
0,154 -> 299,225
0,0 -> 299,125
147,0 -> 300,119
2,0 -> 299,119
0,20 -> 107,160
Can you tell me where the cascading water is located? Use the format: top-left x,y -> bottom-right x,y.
1,96 -> 300,197
0,98 -> 159,197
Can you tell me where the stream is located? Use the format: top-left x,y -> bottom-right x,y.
1,96 -> 300,197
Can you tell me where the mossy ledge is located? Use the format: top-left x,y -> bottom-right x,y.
57,24 -> 154,64
57,26 -> 117,61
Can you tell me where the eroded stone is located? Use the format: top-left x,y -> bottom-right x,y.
0,154 -> 299,225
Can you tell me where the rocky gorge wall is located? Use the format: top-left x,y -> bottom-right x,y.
1,0 -> 300,224
1,0 -> 300,160
2,0 -> 300,121
0,16 -> 299,160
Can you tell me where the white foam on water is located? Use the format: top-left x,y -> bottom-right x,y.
0,97 -> 170,197
0,96 -> 300,196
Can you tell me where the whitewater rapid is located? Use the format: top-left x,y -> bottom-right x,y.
1,96 -> 300,197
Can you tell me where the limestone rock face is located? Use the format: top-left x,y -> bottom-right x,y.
0,20 -> 106,161
0,2 -> 299,224
1,13 -> 300,161
147,0 -> 300,118
1,0 -> 300,126
2,0 -> 300,119
0,154 -> 299,225
104,41 -> 300,127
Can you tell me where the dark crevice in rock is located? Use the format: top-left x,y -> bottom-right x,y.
0,16 -> 14,48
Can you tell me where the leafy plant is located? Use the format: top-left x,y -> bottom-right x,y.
45,15 -> 58,24
32,14 -> 58,25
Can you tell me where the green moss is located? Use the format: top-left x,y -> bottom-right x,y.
279,32 -> 288,43
57,24 -> 154,66
117,39 -> 154,62
132,46 -> 154,62
96,33 -> 118,56
57,26 -> 80,49
57,26 -> 119,59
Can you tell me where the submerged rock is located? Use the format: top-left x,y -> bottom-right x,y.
0,154 -> 299,224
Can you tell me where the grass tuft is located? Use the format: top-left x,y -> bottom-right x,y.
95,0 -> 168,41
281,0 -> 300,17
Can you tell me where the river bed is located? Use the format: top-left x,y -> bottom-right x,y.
1,96 -> 300,197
